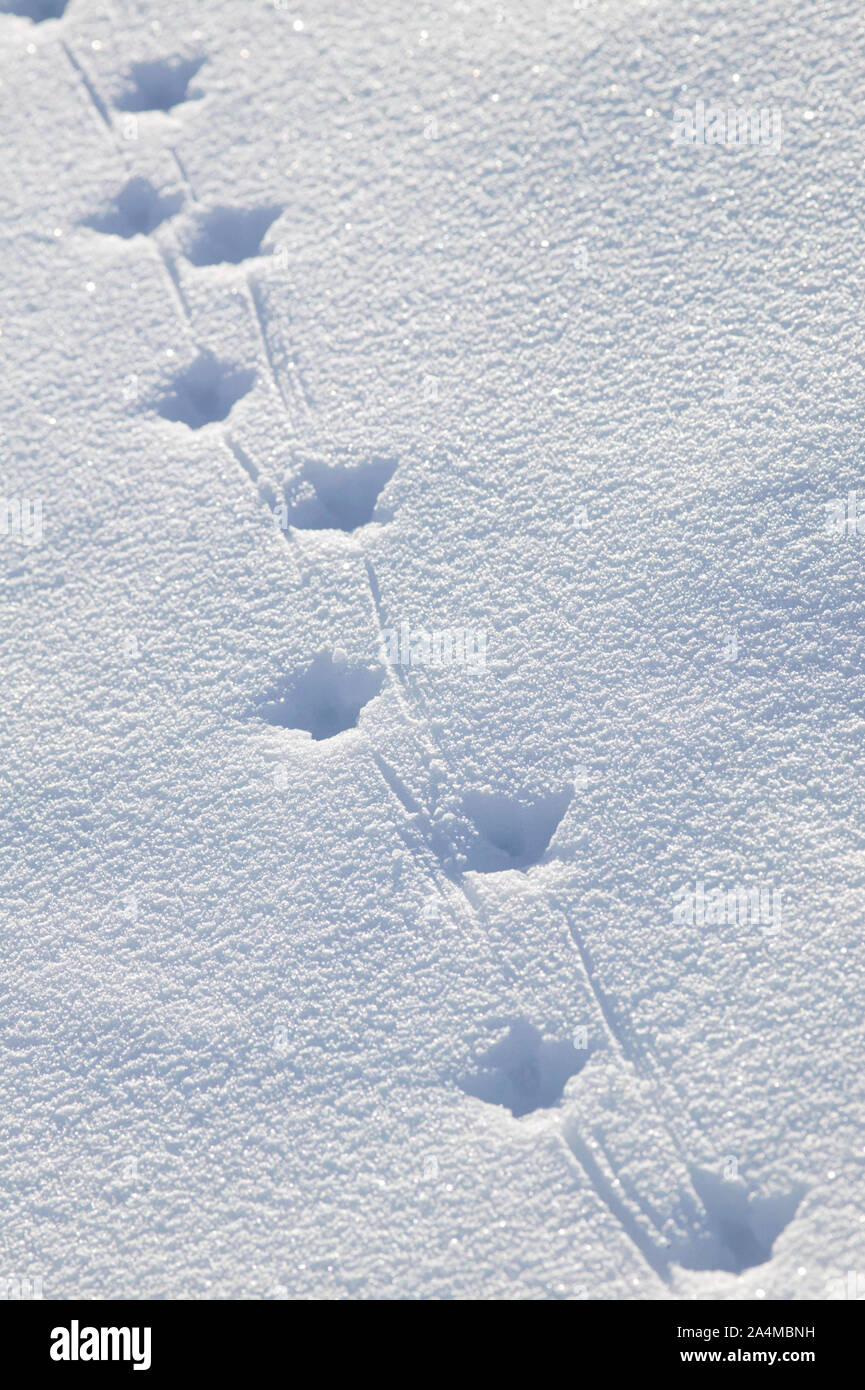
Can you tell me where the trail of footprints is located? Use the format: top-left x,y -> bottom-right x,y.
43,16 -> 804,1291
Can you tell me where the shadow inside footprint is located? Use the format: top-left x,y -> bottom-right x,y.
184,205 -> 282,266
115,55 -> 204,113
156,351 -> 254,429
459,1020 -> 588,1117
282,456 -> 398,532
83,177 -> 182,239
672,1169 -> 804,1274
256,653 -> 384,741
1,0 -> 67,17
460,786 -> 573,873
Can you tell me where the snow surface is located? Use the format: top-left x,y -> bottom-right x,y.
1,0 -> 864,1300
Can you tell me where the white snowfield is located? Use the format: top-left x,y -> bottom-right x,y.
0,0 -> 862,1301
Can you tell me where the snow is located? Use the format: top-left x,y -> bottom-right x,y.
1,0 -> 863,1300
